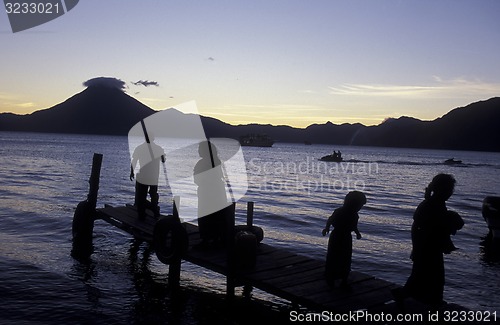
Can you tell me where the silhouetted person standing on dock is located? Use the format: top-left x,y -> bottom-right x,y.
394,173 -> 462,308
194,140 -> 228,246
130,133 -> 165,220
322,191 -> 366,288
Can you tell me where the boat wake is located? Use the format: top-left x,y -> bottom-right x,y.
330,159 -> 500,169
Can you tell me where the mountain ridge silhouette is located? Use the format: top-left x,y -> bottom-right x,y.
0,86 -> 498,152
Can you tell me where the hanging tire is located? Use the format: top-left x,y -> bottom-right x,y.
234,230 -> 257,269
235,225 -> 264,243
153,215 -> 188,264
71,200 -> 95,259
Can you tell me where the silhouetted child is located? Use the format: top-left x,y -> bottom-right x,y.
322,191 -> 366,288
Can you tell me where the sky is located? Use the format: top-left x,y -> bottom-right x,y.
1,0 -> 500,127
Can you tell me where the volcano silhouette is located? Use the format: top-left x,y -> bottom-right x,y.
0,86 -> 156,135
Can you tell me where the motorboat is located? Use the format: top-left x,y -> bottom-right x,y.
320,152 -> 343,162
444,158 -> 462,165
239,134 -> 274,147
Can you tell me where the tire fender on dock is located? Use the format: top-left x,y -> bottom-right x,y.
153,215 -> 188,264
235,225 -> 264,243
71,200 -> 95,259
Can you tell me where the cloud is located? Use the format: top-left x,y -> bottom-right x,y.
0,93 -> 35,111
329,77 -> 500,99
16,102 -> 35,108
131,80 -> 159,87
329,84 -> 438,97
299,89 -> 317,94
83,77 -> 126,91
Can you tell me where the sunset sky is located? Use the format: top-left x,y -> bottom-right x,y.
1,0 -> 499,127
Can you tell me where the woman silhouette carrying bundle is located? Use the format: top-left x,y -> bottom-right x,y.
394,173 -> 464,308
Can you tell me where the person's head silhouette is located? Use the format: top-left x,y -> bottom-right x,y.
198,140 -> 221,168
425,174 -> 455,201
344,191 -> 366,212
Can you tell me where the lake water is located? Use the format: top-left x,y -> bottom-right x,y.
1,131 -> 500,324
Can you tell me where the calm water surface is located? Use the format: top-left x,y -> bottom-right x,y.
1,131 -> 500,324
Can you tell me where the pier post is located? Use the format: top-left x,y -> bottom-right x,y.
226,202 -> 236,299
243,201 -> 255,298
246,201 -> 254,227
168,196 -> 182,289
87,153 -> 103,208
71,153 -> 103,260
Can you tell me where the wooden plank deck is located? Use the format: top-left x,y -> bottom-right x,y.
95,205 -> 402,313
93,204 -> 483,324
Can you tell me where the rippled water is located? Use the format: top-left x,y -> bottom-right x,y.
1,131 -> 500,323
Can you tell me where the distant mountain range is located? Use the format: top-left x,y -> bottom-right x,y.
0,85 -> 499,152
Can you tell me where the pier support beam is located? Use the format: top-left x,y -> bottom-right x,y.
246,201 -> 254,227
243,201 -> 255,298
226,202 -> 236,299
168,197 -> 182,289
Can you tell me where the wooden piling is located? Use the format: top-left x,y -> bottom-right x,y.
243,201 -> 255,297
87,153 -> 103,208
168,197 -> 182,289
226,202 -> 236,299
246,201 -> 254,227
71,153 -> 103,260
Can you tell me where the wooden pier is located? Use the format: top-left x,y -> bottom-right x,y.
72,153 -> 477,321
95,204 -> 399,313
92,204 -> 478,319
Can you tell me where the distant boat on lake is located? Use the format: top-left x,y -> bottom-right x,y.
319,150 -> 343,162
444,158 -> 462,165
239,134 -> 274,147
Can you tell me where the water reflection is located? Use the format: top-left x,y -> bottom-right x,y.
480,233 -> 500,264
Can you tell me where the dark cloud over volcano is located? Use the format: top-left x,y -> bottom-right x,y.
83,77 -> 127,91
